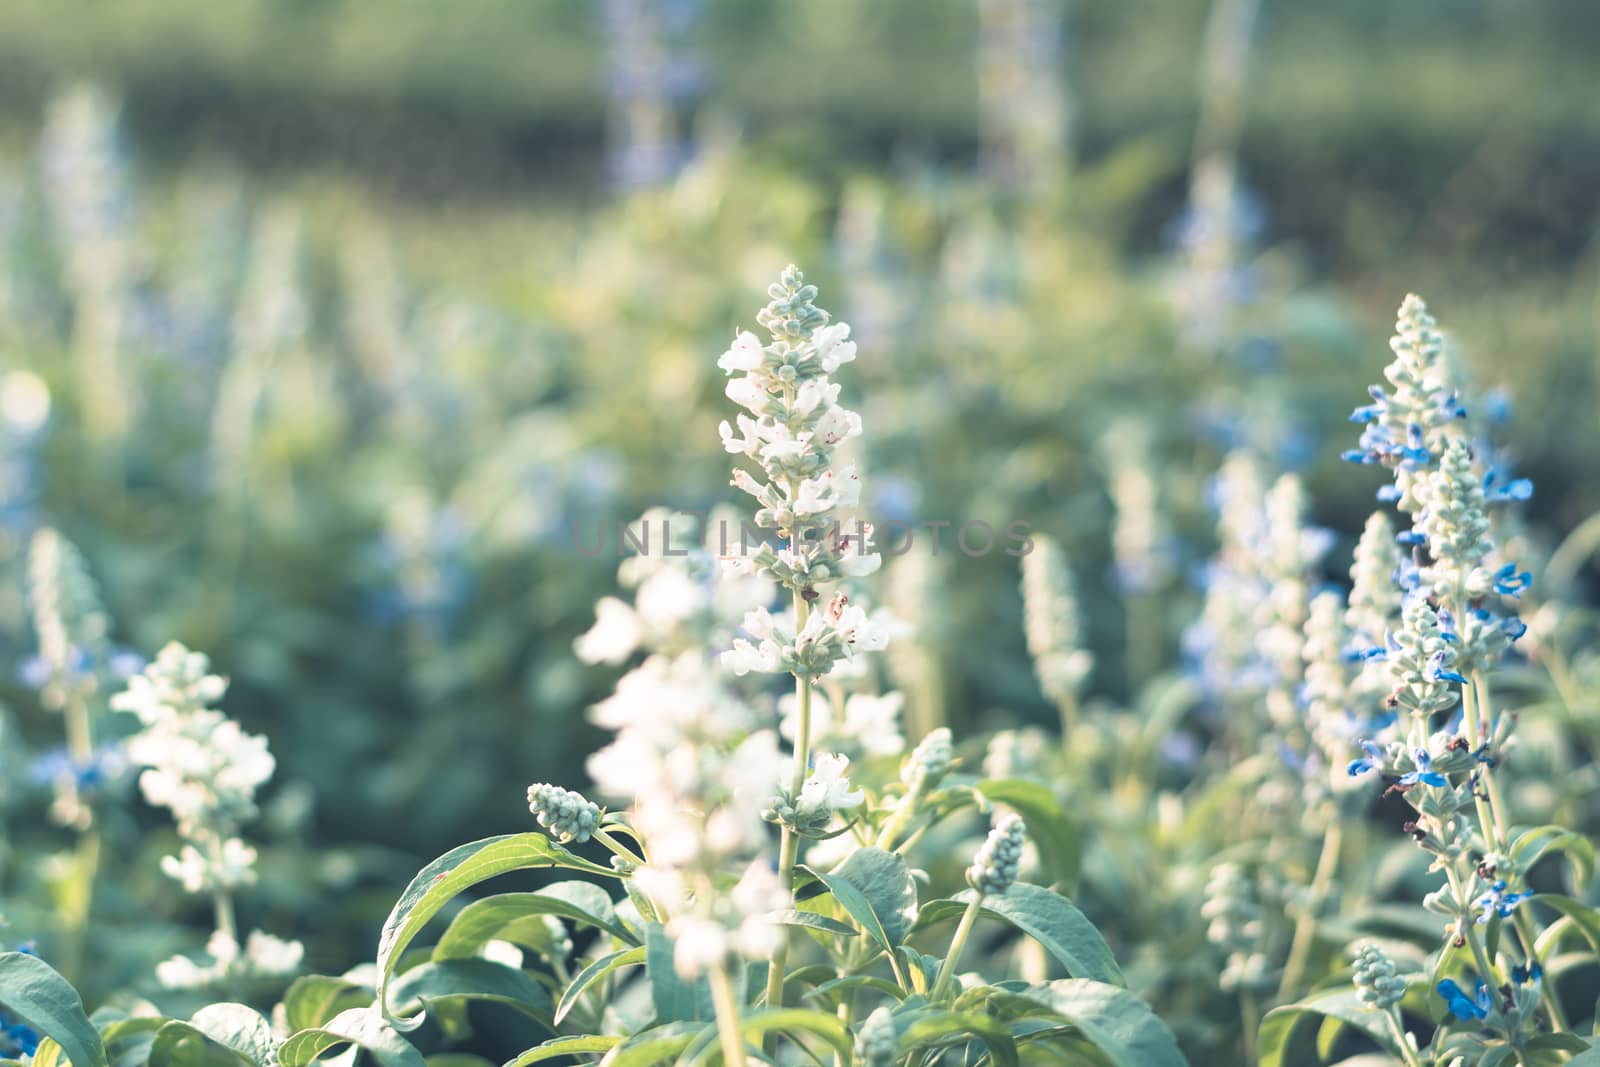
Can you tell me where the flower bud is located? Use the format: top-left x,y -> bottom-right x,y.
526,782 -> 601,844
966,813 -> 1026,896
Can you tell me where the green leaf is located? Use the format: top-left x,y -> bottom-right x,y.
715,1009 -> 852,1065
1525,1033 -> 1591,1058
279,1008 -> 424,1067
771,910 -> 858,939
101,1018 -> 168,1067
388,960 -> 553,1025
1534,895 -> 1600,954
282,976 -> 374,1032
0,952 -> 108,1067
918,884 -> 1124,986
976,779 -> 1081,887
149,1006 -> 277,1067
374,833 -> 614,1030
645,925 -> 712,1024
554,946 -> 646,1026
802,974 -> 906,1006
1511,825 -> 1595,889
800,848 -> 918,954
500,1035 -> 621,1067
899,1010 -> 1019,1067
604,1023 -> 701,1067
1258,991 -> 1396,1067
1017,980 -> 1187,1067
192,1006 -> 274,1066
433,885 -> 635,961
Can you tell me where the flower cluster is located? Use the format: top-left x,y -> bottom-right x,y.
26,528 -> 111,719
1184,451 -> 1273,708
1342,294 -> 1464,510
155,929 -> 306,992
1018,534 -> 1093,711
901,727 -> 955,794
1201,862 -> 1272,993
853,1004 -> 897,1067
573,506 -> 775,666
719,265 -> 879,598
1255,475 -> 1332,732
966,813 -> 1026,896
722,595 -> 893,680
112,642 -> 301,987
1351,943 -> 1406,1010
584,646 -> 784,978
1337,296 -> 1558,1051
1343,511 -> 1401,702
526,782 -> 601,844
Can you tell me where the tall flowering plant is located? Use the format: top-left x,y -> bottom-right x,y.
1260,296 -> 1590,1067
9,266 -> 1177,1067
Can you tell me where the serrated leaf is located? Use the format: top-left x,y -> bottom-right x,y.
918,884 -> 1123,986
433,884 -> 634,962
501,1035 -> 620,1067
373,833 -> 615,1031
975,779 -> 1081,887
1258,991 -> 1396,1067
279,1008 -> 423,1067
0,952 -> 107,1067
554,946 -> 646,1026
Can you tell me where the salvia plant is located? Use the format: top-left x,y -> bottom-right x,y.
2,270 -> 1599,1067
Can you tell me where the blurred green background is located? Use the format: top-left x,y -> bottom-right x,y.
1,0 -> 1597,989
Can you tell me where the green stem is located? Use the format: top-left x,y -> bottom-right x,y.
208,832 -> 240,950
931,894 -> 984,1001
1240,991 -> 1259,1063
1278,822 -> 1342,1000
1056,692 -> 1080,741
594,828 -> 647,868
708,963 -> 750,1067
60,689 -> 98,984
1469,672 -> 1567,1032
763,581 -> 813,1022
1445,865 -> 1498,985
1385,1008 -> 1424,1067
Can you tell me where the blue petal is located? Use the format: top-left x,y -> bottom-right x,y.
1437,979 -> 1487,1020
